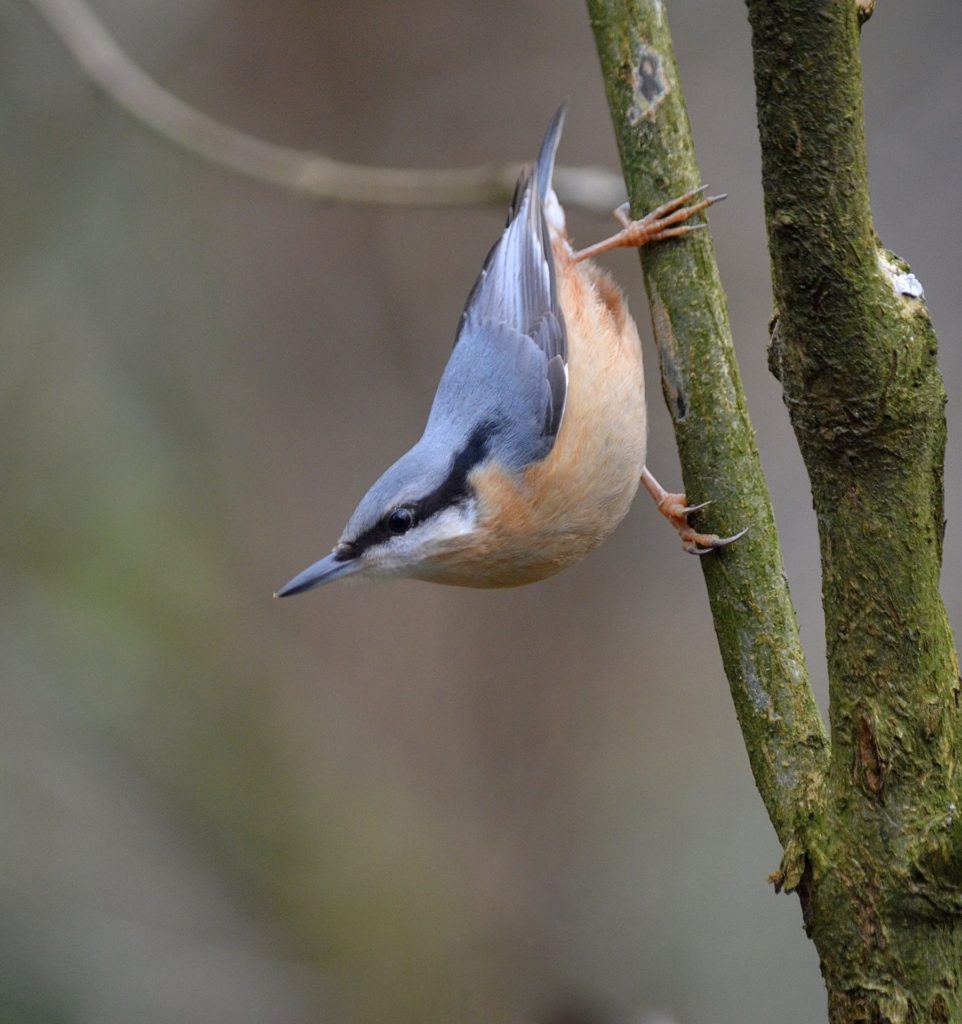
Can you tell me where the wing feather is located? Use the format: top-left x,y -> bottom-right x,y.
437,106 -> 569,469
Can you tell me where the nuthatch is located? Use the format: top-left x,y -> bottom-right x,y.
277,106 -> 742,597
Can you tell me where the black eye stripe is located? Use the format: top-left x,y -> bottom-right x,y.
410,421 -> 494,525
347,421 -> 496,557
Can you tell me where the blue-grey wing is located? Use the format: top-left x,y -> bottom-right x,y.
425,310 -> 566,469
427,106 -> 568,471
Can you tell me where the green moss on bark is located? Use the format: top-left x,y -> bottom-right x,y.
591,0 -> 962,1019
587,0 -> 828,854
747,1 -> 962,1019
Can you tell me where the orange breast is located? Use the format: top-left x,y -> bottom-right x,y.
418,238 -> 647,588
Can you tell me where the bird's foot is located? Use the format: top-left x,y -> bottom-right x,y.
641,468 -> 747,556
572,186 -> 726,263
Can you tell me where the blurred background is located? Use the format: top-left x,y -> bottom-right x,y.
2,2 -> 961,1022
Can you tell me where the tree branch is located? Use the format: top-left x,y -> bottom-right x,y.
747,0 -> 962,1014
748,0 -> 960,853
25,0 -> 626,214
586,0 -> 829,866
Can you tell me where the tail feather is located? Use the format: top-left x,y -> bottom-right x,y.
535,101 -> 567,197
456,104 -> 569,343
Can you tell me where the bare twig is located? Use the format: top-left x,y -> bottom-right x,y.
25,0 -> 626,213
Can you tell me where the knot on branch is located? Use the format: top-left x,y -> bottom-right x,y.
650,290 -> 688,422
855,709 -> 886,800
908,808 -> 962,905
767,312 -> 784,382
769,837 -> 807,895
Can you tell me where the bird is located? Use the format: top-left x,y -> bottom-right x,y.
276,105 -> 743,598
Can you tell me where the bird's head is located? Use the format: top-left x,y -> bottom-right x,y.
275,425 -> 495,596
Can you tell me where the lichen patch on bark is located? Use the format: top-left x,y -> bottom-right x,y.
628,42 -> 669,123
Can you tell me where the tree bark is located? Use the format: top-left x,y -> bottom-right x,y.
747,1 -> 962,1020
590,0 -> 962,1020
586,0 -> 828,862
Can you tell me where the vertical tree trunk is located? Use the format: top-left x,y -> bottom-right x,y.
589,1 -> 962,1019
747,2 -> 962,1019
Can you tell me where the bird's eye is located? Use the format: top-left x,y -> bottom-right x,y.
386,507 -> 415,535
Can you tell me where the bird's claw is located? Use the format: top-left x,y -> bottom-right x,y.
665,502 -> 745,557
574,186 -> 726,263
685,525 -> 750,556
633,185 -> 725,245
640,469 -> 747,557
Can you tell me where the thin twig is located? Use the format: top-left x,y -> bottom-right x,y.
24,0 -> 626,213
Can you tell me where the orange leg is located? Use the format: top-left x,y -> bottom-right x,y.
573,186 -> 726,263
641,467 -> 747,556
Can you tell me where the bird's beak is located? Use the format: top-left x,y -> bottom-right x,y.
274,551 -> 361,597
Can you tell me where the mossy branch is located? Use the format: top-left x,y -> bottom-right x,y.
743,0 -> 962,1016
586,0 -> 829,861
747,0 -> 961,869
